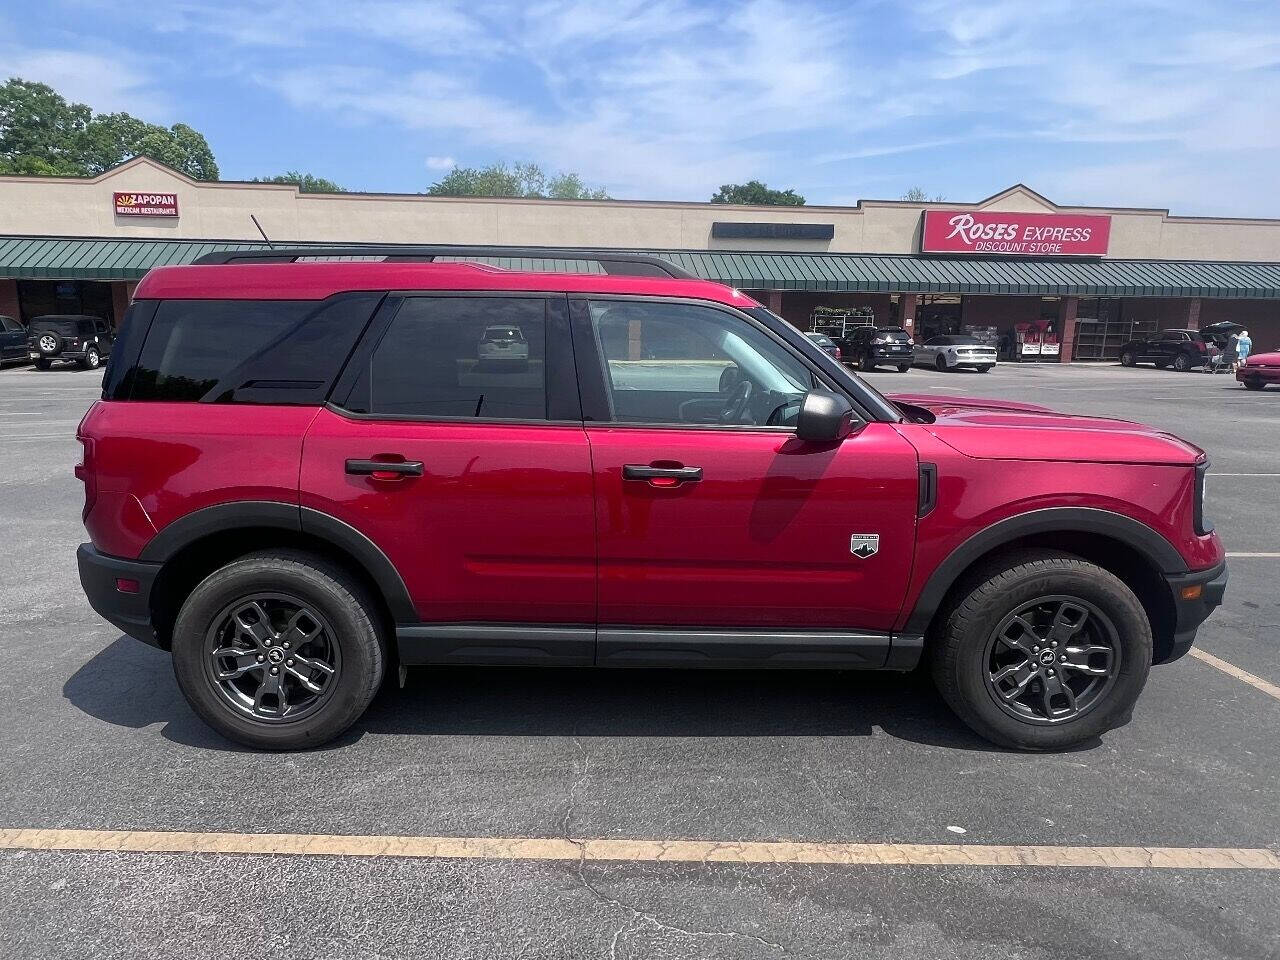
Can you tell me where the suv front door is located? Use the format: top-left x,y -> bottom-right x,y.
301,294 -> 597,664
573,298 -> 920,667
0,316 -> 24,360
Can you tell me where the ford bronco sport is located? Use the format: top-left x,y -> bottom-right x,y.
76,248 -> 1227,750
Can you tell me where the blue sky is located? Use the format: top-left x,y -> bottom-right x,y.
4,0 -> 1280,215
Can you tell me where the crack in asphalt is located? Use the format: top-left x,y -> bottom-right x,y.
558,736 -> 787,957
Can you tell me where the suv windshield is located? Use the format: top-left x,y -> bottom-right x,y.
30,317 -> 93,337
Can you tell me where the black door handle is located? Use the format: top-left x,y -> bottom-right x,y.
622,464 -> 703,482
345,459 -> 424,476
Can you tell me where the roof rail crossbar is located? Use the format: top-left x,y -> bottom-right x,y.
191,245 -> 699,280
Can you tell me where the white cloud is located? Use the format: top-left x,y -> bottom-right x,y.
0,47 -> 171,119
425,155 -> 457,170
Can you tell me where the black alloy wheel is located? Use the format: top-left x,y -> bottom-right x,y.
983,596 -> 1120,725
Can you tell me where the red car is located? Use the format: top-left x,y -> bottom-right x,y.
1237,351 -> 1280,390
76,248 -> 1226,751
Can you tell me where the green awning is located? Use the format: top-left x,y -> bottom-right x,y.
3,235 -> 1280,299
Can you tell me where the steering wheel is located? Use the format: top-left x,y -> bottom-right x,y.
719,378 -> 754,423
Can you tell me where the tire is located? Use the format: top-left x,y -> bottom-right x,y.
935,354 -> 948,371
859,355 -> 874,372
1243,379 -> 1265,391
930,550 -> 1151,751
897,364 -> 911,373
977,365 -> 993,373
1173,353 -> 1191,372
171,550 -> 385,749
1119,351 -> 1136,367
34,359 -> 52,370
80,347 -> 100,370
1154,360 -> 1169,369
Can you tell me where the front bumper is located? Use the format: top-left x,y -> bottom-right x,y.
1157,560 -> 1228,664
77,543 -> 164,648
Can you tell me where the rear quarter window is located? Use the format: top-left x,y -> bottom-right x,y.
121,294 -> 382,403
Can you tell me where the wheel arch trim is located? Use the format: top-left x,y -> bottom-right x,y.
139,500 -> 417,624
902,507 -> 1188,636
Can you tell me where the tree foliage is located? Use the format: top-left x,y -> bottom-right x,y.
0,78 -> 218,180
427,162 -> 609,199
901,187 -> 946,202
710,180 -> 805,205
252,170 -> 347,193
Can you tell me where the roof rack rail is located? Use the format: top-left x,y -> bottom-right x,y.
191,245 -> 699,280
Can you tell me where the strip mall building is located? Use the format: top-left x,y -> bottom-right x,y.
2,156 -> 1279,360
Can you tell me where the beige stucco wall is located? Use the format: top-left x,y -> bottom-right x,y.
3,157 -> 1280,264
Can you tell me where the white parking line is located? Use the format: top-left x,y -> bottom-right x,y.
1189,649 -> 1280,702
1213,474 -> 1280,478
1225,552 -> 1280,558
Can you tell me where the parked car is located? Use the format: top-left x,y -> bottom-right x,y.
1118,329 -> 1218,372
1237,351 -> 1280,390
841,325 -> 913,371
27,314 -> 114,370
804,332 -> 842,361
76,247 -> 1225,752
0,315 -> 28,365
913,334 -> 998,372
477,324 -> 529,365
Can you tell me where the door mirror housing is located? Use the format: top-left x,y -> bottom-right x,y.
795,389 -> 858,442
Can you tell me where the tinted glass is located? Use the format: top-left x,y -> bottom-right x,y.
806,334 -> 834,346
878,328 -> 911,341
1159,330 -> 1187,341
1,317 -> 21,332
30,317 -> 93,337
589,300 -> 812,427
131,300 -> 313,401
345,297 -> 547,420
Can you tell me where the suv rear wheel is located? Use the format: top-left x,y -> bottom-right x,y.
1173,353 -> 1192,372
930,550 -> 1151,750
171,550 -> 385,749
80,346 -> 100,370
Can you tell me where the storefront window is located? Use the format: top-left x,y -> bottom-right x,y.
16,279 -> 115,326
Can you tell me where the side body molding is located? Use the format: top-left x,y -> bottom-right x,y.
138,500 -> 417,624
902,507 -> 1189,636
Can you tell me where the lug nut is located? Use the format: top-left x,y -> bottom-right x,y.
263,639 -> 272,647
1033,646 -> 1041,653
270,667 -> 279,675
256,655 -> 265,663
283,642 -> 290,650
1050,641 -> 1058,648
286,659 -> 294,666
1047,669 -> 1055,676
1060,655 -> 1067,662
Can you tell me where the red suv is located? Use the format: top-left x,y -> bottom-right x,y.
76,248 -> 1227,750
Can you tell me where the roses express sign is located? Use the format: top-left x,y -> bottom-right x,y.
114,192 -> 179,217
922,210 -> 1110,256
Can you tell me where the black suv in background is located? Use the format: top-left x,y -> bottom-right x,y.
839,325 -> 914,371
1118,329 -> 1218,372
28,315 -> 114,370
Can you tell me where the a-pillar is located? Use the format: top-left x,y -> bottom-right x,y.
0,278 -> 19,321
1184,298 -> 1202,331
1058,296 -> 1079,364
898,294 -> 918,337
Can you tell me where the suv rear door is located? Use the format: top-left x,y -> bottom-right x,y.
571,297 -> 919,666
301,293 -> 597,664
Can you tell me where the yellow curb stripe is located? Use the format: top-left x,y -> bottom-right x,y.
0,829 -> 1276,870
1190,648 -> 1280,701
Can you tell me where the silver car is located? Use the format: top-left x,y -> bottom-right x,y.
914,334 -> 998,372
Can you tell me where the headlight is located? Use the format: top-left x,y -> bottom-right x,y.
907,338 -> 914,345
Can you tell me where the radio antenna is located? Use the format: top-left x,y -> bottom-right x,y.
250,215 -> 275,249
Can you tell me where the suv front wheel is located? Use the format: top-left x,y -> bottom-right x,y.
171,550 -> 385,749
930,550 -> 1151,750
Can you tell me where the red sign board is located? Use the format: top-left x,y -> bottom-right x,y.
921,210 -> 1109,256
113,191 -> 179,217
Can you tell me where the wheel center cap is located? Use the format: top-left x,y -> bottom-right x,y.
268,648 -> 285,664
1039,650 -> 1056,666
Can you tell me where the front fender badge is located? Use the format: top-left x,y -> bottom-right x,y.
850,534 -> 880,558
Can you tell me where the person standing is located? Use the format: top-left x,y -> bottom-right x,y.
1236,329 -> 1252,370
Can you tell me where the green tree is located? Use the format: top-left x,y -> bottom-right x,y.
428,161 -> 608,199
0,78 -> 219,180
252,170 -> 347,193
710,180 -> 805,205
901,187 -> 945,202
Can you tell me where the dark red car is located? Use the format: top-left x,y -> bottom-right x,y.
76,248 -> 1226,750
1237,350 -> 1280,390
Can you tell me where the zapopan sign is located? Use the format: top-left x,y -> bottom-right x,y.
113,192 -> 179,217
922,210 -> 1110,256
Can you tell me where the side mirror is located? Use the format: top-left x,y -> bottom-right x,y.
795,389 -> 858,442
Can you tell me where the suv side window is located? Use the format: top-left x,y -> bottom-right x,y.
587,300 -> 813,427
0,317 -> 20,332
343,297 -> 547,420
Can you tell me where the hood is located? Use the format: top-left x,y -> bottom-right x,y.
889,393 -> 1203,466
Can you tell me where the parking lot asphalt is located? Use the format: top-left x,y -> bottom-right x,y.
1,362 -> 1277,959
